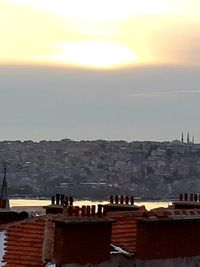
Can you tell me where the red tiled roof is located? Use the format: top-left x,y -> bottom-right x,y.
107,211 -> 144,254
107,208 -> 200,255
4,206 -> 200,265
149,208 -> 200,219
0,215 -> 56,267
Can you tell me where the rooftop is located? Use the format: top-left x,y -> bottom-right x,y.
107,211 -> 143,254
106,208 -> 200,254
54,216 -> 114,225
0,215 -> 56,267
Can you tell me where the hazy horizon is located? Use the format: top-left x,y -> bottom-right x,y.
0,63 -> 199,142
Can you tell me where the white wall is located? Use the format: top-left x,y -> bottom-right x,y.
0,231 -> 6,267
54,254 -> 134,267
46,255 -> 200,267
135,256 -> 200,267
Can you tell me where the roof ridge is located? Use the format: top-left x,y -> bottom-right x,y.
0,214 -> 58,231
42,219 -> 55,263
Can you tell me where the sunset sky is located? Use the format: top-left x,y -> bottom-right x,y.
0,0 -> 200,141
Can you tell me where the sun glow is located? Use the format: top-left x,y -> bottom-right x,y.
1,0 -> 199,68
41,41 -> 139,69
5,0 -> 178,20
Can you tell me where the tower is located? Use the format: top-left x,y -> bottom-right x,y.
192,136 -> 195,144
181,132 -> 184,143
0,162 -> 10,209
187,132 -> 190,143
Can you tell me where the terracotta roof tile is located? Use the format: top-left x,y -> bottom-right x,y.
107,211 -> 141,254
152,208 -> 200,218
107,208 -> 200,255
0,215 -> 57,267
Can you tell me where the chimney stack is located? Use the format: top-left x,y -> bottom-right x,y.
130,196 -> 134,205
69,196 -> 73,206
184,193 -> 188,201
114,195 -> 119,204
56,194 -> 60,205
60,194 -> 65,205
125,195 -> 129,205
120,195 -> 124,204
110,195 -> 114,204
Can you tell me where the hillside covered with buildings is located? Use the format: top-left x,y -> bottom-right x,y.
0,138 -> 200,200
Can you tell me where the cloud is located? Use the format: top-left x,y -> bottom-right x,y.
130,90 -> 200,98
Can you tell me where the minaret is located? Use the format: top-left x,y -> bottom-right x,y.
192,136 -> 195,144
0,162 -> 10,209
181,132 -> 184,143
187,132 -> 190,143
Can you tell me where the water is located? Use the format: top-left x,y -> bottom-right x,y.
10,199 -> 51,207
10,199 -> 172,211
135,201 -> 172,210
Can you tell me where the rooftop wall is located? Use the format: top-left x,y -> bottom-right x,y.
53,218 -> 113,265
136,219 -> 200,260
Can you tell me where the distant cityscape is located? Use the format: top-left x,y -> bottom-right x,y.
0,134 -> 199,200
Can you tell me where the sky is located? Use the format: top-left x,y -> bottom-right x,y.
0,0 -> 200,142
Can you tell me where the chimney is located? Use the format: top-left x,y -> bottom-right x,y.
53,217 -> 113,265
110,195 -> 114,204
60,194 -> 65,205
74,206 -> 80,216
130,196 -> 134,205
91,205 -> 96,216
184,193 -> 188,201
86,206 -> 91,216
103,195 -> 139,212
97,204 -> 103,217
0,199 -> 6,209
114,195 -> 119,204
45,195 -> 73,214
56,194 -> 60,205
51,196 -> 55,205
63,196 -> 68,206
69,196 -> 73,206
125,195 -> 129,205
120,195 -> 124,204
81,206 -> 86,216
